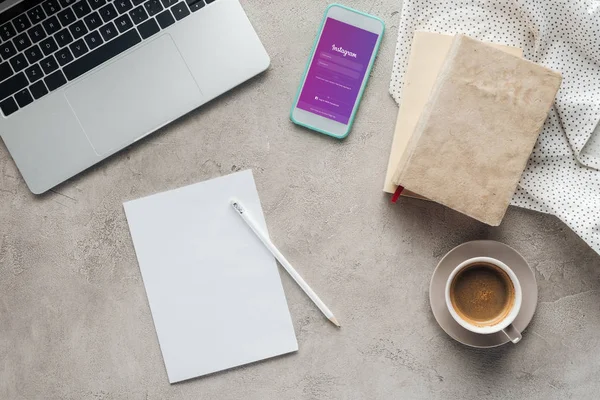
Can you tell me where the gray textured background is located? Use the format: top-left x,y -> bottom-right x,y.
2,0 -> 600,399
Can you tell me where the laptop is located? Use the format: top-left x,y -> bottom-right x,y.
0,0 -> 269,194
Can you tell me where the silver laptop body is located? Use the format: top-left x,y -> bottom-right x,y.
0,0 -> 269,193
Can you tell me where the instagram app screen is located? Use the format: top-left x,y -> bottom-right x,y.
297,18 -> 379,124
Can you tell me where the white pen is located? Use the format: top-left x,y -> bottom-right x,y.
230,198 -> 340,328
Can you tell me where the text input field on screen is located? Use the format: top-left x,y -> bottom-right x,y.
316,60 -> 360,79
319,52 -> 364,71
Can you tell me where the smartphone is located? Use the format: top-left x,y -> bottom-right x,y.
290,4 -> 384,139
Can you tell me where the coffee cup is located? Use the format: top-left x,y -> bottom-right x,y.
445,257 -> 522,343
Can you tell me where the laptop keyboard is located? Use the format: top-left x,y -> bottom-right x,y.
0,0 -> 217,116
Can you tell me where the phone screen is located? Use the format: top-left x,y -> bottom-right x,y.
297,17 -> 379,125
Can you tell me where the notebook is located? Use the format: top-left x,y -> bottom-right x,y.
391,35 -> 562,226
383,31 -> 523,196
123,170 -> 298,383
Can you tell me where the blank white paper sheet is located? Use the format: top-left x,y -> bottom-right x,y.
123,170 -> 297,383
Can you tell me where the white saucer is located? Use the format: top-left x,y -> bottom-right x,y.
430,240 -> 538,348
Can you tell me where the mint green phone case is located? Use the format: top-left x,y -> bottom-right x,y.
289,4 -> 384,139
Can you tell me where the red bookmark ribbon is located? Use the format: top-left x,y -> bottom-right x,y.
391,186 -> 404,203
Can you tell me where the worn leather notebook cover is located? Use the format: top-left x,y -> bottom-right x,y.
392,35 -> 562,226
383,32 -> 523,195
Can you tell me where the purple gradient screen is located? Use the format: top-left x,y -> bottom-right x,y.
297,18 -> 378,124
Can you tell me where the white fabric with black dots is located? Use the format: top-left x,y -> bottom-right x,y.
389,0 -> 600,255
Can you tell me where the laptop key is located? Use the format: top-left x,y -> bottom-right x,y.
15,88 -> 33,107
99,3 -> 118,22
55,28 -> 74,47
59,0 -> 76,7
42,16 -> 61,35
28,6 -> 47,24
132,0 -> 144,5
9,54 -> 28,73
0,97 -> 18,116
70,38 -> 88,57
44,70 -> 67,91
83,30 -> 103,50
73,1 -> 92,18
88,0 -> 107,10
137,18 -> 158,39
42,0 -> 62,16
58,7 -> 77,26
14,32 -> 32,52
27,24 -> 47,43
115,14 -> 133,32
129,6 -> 148,24
24,45 -> 44,64
13,15 -> 32,33
55,47 -> 74,66
0,72 -> 28,100
0,62 -> 13,82
40,36 -> 58,56
143,0 -> 163,16
64,28 -> 141,80
69,20 -> 88,39
170,3 -> 189,20
29,80 -> 49,99
40,55 -> 59,74
155,9 -> 174,29
99,22 -> 118,41
115,0 -> 133,14
0,41 -> 17,60
25,64 -> 43,82
84,11 -> 103,30
160,0 -> 177,8
186,0 -> 204,12
0,23 -> 16,41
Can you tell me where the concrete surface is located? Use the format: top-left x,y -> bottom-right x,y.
2,0 -> 600,398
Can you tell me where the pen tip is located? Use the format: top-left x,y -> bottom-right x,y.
329,316 -> 341,328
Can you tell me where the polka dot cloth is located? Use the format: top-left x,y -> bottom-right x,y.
389,0 -> 600,254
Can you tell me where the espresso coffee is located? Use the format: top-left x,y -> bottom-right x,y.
449,262 -> 515,327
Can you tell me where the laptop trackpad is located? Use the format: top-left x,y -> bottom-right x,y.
65,34 -> 203,156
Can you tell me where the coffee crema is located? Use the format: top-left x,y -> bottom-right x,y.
450,262 -> 515,327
